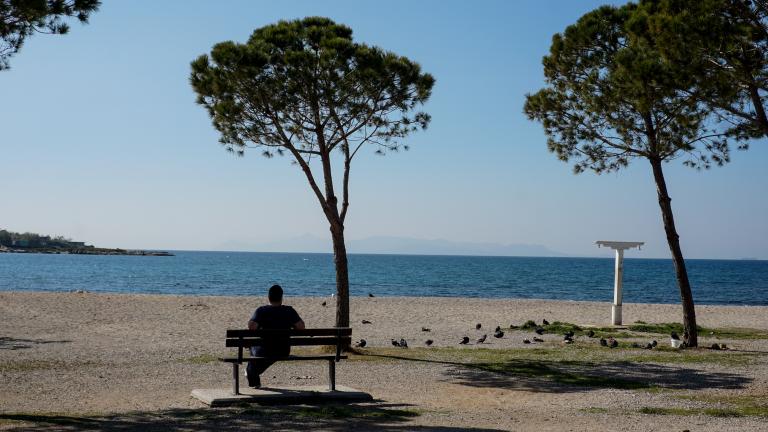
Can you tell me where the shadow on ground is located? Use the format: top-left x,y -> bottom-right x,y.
447,359 -> 753,393
0,402 -> 505,432
0,337 -> 71,350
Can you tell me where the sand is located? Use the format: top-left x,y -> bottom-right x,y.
1,291 -> 767,431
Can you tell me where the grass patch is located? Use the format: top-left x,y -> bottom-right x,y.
0,412 -> 103,427
472,359 -> 652,389
628,323 -> 768,340
672,393 -> 768,417
295,405 -> 420,420
638,406 -> 768,417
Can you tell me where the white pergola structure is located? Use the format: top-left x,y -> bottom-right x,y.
596,240 -> 644,325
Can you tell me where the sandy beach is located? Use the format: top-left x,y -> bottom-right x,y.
1,291 -> 767,431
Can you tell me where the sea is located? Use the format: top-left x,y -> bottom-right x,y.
0,252 -> 766,305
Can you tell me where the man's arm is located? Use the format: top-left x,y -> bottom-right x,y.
248,319 -> 259,330
293,319 -> 305,330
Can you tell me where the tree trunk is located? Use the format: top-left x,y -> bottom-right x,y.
649,158 -> 698,347
748,83 -> 768,136
330,224 -> 350,330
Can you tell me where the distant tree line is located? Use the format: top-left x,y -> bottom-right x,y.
0,229 -> 78,248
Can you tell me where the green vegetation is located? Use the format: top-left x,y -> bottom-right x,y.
295,405 -> 421,420
638,405 -> 768,418
629,322 -> 768,340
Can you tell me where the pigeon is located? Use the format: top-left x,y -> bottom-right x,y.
494,330 -> 505,338
609,338 -> 619,348
542,319 -> 550,326
425,339 -> 434,346
587,330 -> 595,338
563,338 -> 574,344
355,339 -> 367,348
670,331 -> 680,340
391,339 -> 400,347
599,338 -> 608,347
644,343 -> 653,349
710,343 -> 721,350
563,334 -> 574,343
564,330 -> 575,339
421,327 -> 431,332
321,301 -> 327,307
477,334 -> 487,344
720,343 -> 728,350
534,327 -> 545,335
460,336 -> 470,345
399,338 -> 408,348
651,340 -> 658,348
533,337 -> 544,343
368,293 -> 375,297
361,319 -> 372,324
494,326 -> 501,333
523,339 -> 531,344
476,323 -> 482,330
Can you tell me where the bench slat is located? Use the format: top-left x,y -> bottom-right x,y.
226,337 -> 351,348
226,328 -> 351,338
219,355 -> 348,362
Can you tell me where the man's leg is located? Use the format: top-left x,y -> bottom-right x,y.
246,348 -> 275,387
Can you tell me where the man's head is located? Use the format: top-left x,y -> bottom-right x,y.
268,284 -> 283,304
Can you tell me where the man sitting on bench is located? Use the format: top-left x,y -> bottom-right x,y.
245,284 -> 305,388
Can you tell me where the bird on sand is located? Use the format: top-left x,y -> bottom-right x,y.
651,340 -> 658,348
670,331 -> 680,340
564,330 -> 575,339
534,327 -> 545,335
494,330 -> 504,338
494,326 -> 501,333
321,301 -> 326,307
587,330 -> 595,338
609,338 -> 619,348
563,334 -> 574,343
710,343 -> 721,350
476,323 -> 482,330
391,339 -> 400,347
477,334 -> 487,344
355,339 -> 367,348
361,320 -> 372,324
399,338 -> 408,348
542,319 -> 550,326
599,338 -> 608,347
368,293 -> 375,297
644,342 -> 653,349
523,339 -> 532,344
459,336 -> 470,345
421,327 -> 431,332
425,339 -> 434,346
533,337 -> 544,343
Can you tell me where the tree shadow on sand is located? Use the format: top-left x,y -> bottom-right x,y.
446,359 -> 753,393
0,402 -> 505,432
0,337 -> 71,350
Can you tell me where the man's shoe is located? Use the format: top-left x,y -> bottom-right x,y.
248,375 -> 261,389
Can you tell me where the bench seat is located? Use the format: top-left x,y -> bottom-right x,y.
219,355 -> 349,363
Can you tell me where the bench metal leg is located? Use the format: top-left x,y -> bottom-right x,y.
232,363 -> 240,395
328,359 -> 336,391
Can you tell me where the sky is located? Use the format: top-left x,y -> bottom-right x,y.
1,0 -> 767,260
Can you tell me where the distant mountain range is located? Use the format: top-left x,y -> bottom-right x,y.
218,234 -> 567,257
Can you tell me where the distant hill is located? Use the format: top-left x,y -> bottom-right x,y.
219,234 -> 566,257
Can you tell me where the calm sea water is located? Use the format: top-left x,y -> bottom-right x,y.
0,252 -> 766,305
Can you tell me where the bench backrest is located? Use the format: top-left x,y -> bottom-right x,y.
225,327 -> 352,362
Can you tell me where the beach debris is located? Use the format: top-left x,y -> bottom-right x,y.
608,338 -> 619,348
321,301 -> 327,307
587,330 -> 595,338
710,343 -> 721,350
391,339 -> 400,347
477,334 -> 487,344
399,338 -> 408,348
494,330 -> 505,338
368,293 -> 375,297
494,326 -> 501,333
459,336 -> 470,345
361,319 -> 372,324
355,339 -> 367,348
599,338 -> 608,347
476,323 -> 482,330
670,331 -> 680,340
425,339 -> 434,346
523,339 -> 532,344
542,319 -> 550,326
421,327 -> 431,332
533,337 -> 544,343
651,340 -> 658,348
534,327 -> 545,335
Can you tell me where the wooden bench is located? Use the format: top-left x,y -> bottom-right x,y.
220,327 -> 352,395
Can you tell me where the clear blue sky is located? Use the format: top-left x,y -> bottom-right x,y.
1,0 -> 767,259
